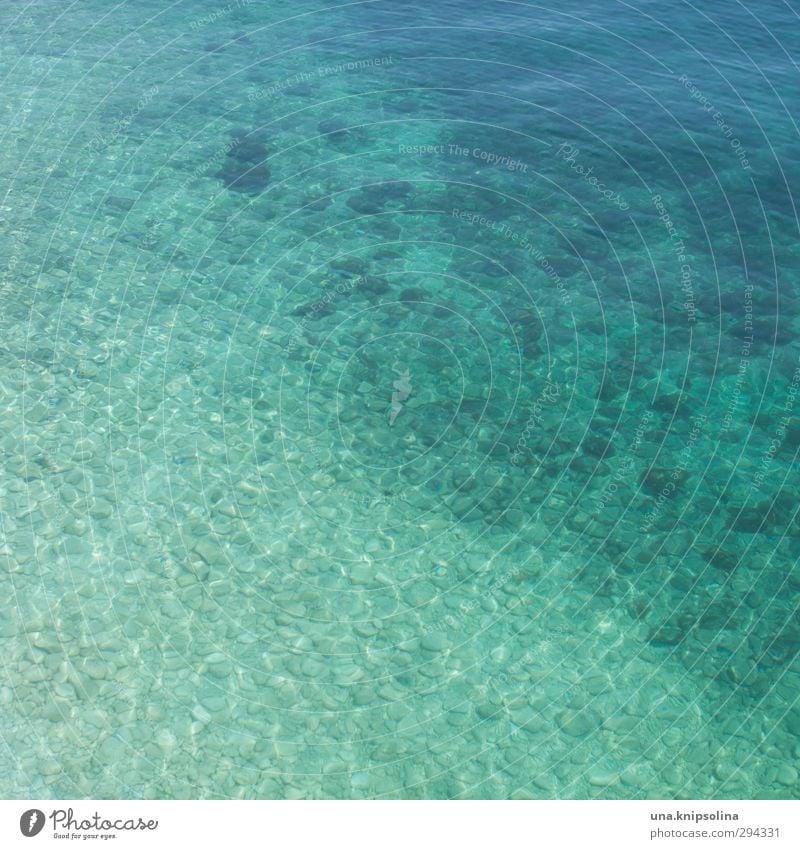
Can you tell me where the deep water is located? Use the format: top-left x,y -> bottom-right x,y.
1,0 -> 799,799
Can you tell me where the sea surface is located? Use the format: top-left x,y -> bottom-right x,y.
1,0 -> 799,799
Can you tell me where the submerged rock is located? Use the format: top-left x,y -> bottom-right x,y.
346,192 -> 384,215
361,275 -> 390,295
704,547 -> 740,572
318,118 -> 351,138
302,194 -> 331,211
556,709 -> 597,737
346,182 -> 415,215
291,300 -> 335,319
330,256 -> 368,276
216,132 -> 271,194
399,287 -> 428,302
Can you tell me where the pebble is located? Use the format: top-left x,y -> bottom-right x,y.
420,661 -> 447,678
421,632 -> 449,651
777,765 -> 797,786
83,659 -> 108,680
98,735 -> 125,761
207,661 -> 233,679
714,762 -> 737,782
63,516 -> 89,536
584,673 -> 612,696
202,696 -> 228,715
32,632 -> 62,653
192,705 -> 212,724
62,537 -> 87,556
603,715 -> 639,733
509,705 -> 539,729
298,658 -> 322,678
588,768 -> 619,787
557,709 -> 596,738
352,687 -> 374,706
511,788 -> 537,799
95,634 -> 125,653
475,700 -> 498,719
533,773 -> 558,791
194,539 -> 224,566
349,563 -> 374,585
89,499 -> 114,519
43,700 -> 64,722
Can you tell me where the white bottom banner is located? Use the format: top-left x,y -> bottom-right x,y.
2,800 -> 796,848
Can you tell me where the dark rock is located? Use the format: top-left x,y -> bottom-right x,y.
783,426 -> 800,447
699,602 -> 736,630
472,258 -> 506,278
512,315 -> 540,350
597,375 -> 624,401
763,627 -> 800,664
648,625 -> 684,646
371,220 -> 403,240
378,181 -> 414,199
457,399 -> 484,416
373,249 -> 402,260
346,193 -> 384,215
346,182 -> 414,215
119,231 -> 146,245
105,195 -> 137,211
509,307 -> 539,327
669,573 -> 699,594
652,392 -> 681,414
361,275 -> 390,295
754,411 -> 772,428
640,466 -> 685,495
521,342 -> 541,360
291,300 -> 335,319
399,287 -> 429,302
233,137 -> 269,162
582,436 -> 615,459
216,161 -> 270,193
765,492 -> 794,525
303,195 -> 331,212
569,455 -> 594,473
318,118 -> 359,147
216,132 -> 270,194
318,118 -> 349,136
629,597 -> 650,620
566,235 -> 609,263
330,256 -> 367,276
726,508 -> 766,534
704,547 -> 740,572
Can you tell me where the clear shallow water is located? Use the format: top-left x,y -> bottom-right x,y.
1,0 -> 799,799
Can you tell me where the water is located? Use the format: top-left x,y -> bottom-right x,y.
1,0 -> 798,799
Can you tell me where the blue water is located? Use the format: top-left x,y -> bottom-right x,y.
1,0 -> 798,799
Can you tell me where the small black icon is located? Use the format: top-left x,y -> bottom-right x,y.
20,809 -> 45,837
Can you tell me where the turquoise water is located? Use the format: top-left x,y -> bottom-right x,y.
1,0 -> 799,799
